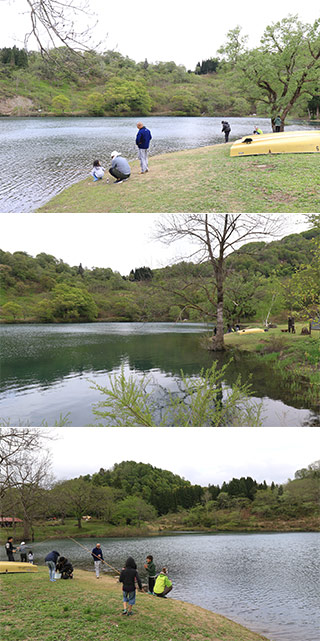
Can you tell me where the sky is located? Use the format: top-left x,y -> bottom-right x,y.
46,426 -> 319,486
1,1 -> 319,69
0,213 -> 310,275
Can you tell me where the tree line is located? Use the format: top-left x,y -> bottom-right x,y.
1,15 -> 319,123
1,432 -> 319,540
0,222 -> 318,333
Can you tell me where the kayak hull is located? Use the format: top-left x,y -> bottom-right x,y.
0,561 -> 38,573
230,130 -> 320,156
237,328 -> 265,334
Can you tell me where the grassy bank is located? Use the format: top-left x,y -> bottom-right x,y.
0,567 -> 268,641
36,145 -> 320,213
224,323 -> 320,410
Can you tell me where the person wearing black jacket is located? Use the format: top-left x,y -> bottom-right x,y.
56,556 -> 73,579
5,537 -> 16,561
221,121 -> 231,142
119,556 -> 142,616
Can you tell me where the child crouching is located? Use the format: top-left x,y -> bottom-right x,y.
91,160 -> 105,181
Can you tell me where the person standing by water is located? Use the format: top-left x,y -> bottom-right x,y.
136,122 -> 152,173
19,541 -> 27,562
274,115 -> 282,132
119,556 -> 142,616
91,542 -> 104,578
45,550 -> 60,582
221,121 -> 231,142
5,536 -> 16,561
144,554 -> 157,594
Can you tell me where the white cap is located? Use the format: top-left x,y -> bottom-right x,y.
111,150 -> 121,158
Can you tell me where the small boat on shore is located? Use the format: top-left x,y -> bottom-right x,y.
236,328 -> 265,334
230,130 -> 320,156
0,561 -> 38,573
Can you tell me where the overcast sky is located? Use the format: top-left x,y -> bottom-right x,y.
1,1 -> 319,69
0,213 -> 310,275
47,426 -> 319,486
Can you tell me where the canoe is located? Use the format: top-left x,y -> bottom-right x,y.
0,561 -> 38,573
236,328 -> 265,334
230,130 -> 320,156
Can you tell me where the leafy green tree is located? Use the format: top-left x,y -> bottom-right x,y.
170,90 -> 201,115
50,283 -> 98,321
236,16 -> 320,130
51,94 -> 71,114
104,77 -> 152,115
85,92 -> 105,116
112,496 -> 157,526
1,302 -> 24,321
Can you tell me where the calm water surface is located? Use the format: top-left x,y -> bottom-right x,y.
0,116 -> 318,212
0,323 -> 316,426
1,532 -> 318,641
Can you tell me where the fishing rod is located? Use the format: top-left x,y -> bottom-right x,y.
67,536 -> 120,575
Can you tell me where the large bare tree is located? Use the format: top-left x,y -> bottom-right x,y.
156,214 -> 286,350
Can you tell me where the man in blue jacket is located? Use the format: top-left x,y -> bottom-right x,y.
91,543 -> 104,578
45,550 -> 60,581
136,122 -> 152,173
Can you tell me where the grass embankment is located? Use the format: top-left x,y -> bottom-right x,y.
0,567 -> 268,641
36,145 -> 320,213
224,323 -> 320,409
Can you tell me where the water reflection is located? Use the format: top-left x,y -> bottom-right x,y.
0,323 -> 316,426
0,116 -> 317,212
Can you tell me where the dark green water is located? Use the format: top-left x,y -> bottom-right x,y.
0,323 -> 316,426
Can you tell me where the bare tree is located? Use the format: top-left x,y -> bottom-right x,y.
2,0 -> 99,56
0,428 -> 50,498
7,451 -> 53,540
156,214 -> 286,350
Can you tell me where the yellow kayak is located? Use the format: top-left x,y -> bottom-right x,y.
0,561 -> 38,573
236,328 -> 265,334
230,130 -> 320,156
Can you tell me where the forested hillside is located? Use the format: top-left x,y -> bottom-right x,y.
0,227 -> 319,325
1,459 -> 319,539
1,15 -> 319,122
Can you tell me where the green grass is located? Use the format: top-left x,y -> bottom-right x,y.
0,567 -> 268,641
36,145 -> 320,213
224,323 -> 320,409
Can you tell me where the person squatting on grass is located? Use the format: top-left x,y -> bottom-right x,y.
136,122 -> 152,173
91,160 -> 105,181
144,554 -> 157,594
109,151 -> 131,184
91,542 -> 104,578
45,550 -> 60,582
119,556 -> 142,616
153,567 -> 173,598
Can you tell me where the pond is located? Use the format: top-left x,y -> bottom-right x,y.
0,322 -> 316,426
0,116 -> 318,212
1,532 -> 318,641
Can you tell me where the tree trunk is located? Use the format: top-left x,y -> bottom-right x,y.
211,262 -> 225,350
77,517 -> 82,529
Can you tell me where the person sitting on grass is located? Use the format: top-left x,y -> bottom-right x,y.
91,159 -> 105,181
153,567 -> 173,598
109,151 -> 131,184
119,556 -> 142,616
253,126 -> 263,135
144,554 -> 157,594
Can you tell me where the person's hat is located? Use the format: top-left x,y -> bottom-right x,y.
111,150 -> 121,158
21,542 -> 25,545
